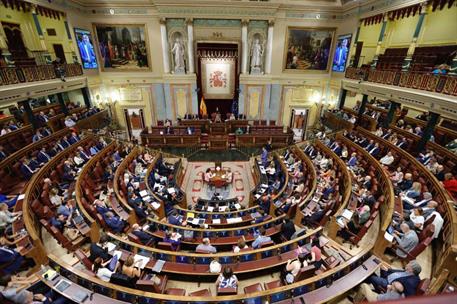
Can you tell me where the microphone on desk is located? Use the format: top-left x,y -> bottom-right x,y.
89,291 -> 94,301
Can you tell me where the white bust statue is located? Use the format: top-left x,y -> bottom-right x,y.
250,38 -> 264,72
171,37 -> 185,72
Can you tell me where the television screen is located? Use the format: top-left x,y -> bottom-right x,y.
74,28 -> 98,69
332,34 -> 352,72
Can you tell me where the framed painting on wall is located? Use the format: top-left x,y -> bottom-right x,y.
93,24 -> 150,71
283,27 -> 336,72
201,57 -> 236,100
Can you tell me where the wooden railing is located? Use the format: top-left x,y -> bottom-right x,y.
293,144 -> 318,226
323,110 -> 354,131
400,116 -> 457,148
317,138 -> 353,240
345,67 -> 457,96
75,140 -> 117,242
22,135 -> 95,265
0,128 -> 71,175
46,240 -> 376,303
0,63 -> 83,86
343,107 -> 378,131
356,127 -> 457,277
113,146 -> 144,223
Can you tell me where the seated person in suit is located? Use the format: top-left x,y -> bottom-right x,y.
103,211 -> 125,233
196,238 -> 217,253
20,159 -> 39,179
252,227 -> 272,249
364,260 -> 421,297
0,244 -> 24,275
50,213 -> 79,241
0,194 -> 18,209
37,147 -> 51,164
281,217 -> 296,241
167,211 -> 187,226
131,224 -> 155,245
0,145 -> 8,161
215,267 -> 238,289
252,209 -> 269,224
393,222 -> 419,259
0,274 -> 67,304
163,231 -> 181,251
339,205 -> 371,240
356,280 -> 404,302
89,234 -> 111,262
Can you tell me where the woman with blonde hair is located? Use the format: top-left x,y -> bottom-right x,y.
122,255 -> 142,279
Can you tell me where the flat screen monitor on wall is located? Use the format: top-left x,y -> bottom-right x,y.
74,28 -> 98,69
332,34 -> 352,72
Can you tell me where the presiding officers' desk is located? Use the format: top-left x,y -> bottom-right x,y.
140,120 -> 293,149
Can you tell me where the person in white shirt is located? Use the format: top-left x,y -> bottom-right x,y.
374,127 -> 384,137
93,256 -> 118,282
64,116 -> 76,127
233,237 -> 248,253
426,211 -> 443,239
73,154 -> 84,166
409,208 -> 425,230
380,151 -> 395,166
49,188 -> 63,206
266,163 -> 276,175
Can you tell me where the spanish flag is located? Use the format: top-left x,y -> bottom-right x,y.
199,96 -> 207,116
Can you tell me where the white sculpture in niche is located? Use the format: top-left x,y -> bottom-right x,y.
250,36 -> 264,74
171,34 -> 186,74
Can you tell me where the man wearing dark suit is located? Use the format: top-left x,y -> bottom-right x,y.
369,143 -> 380,157
68,132 -> 80,144
131,224 -> 154,245
41,127 -> 51,137
280,217 -> 296,241
20,160 -> 37,179
60,136 -> 71,148
89,234 -> 112,262
0,245 -> 24,274
332,143 -> 342,156
78,147 -> 90,162
0,146 -> 8,161
397,139 -> 407,149
364,140 -> 375,151
365,260 -> 421,297
37,147 -> 51,164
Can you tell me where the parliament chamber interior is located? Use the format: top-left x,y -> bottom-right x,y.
0,0 -> 457,303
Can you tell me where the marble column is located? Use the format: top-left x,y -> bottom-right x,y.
241,20 -> 249,74
402,3 -> 428,71
356,94 -> 369,125
57,93 -> 69,115
416,112 -> 440,153
160,18 -> 170,74
81,87 -> 92,108
338,89 -> 347,110
371,14 -> 388,69
383,101 -> 400,128
349,21 -> 361,68
186,19 -> 195,74
265,20 -> 274,74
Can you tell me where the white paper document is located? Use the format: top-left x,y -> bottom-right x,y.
134,254 -> 150,269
